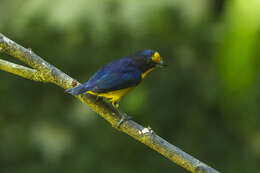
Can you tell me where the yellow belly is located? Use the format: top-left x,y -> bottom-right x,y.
142,68 -> 154,79
87,87 -> 135,104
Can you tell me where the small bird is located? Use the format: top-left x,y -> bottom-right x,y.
65,50 -> 166,108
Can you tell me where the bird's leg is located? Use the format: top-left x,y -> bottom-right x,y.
109,100 -> 132,127
117,110 -> 132,128
112,101 -> 119,108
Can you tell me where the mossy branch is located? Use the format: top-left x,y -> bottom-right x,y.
0,58 -> 44,81
0,33 -> 220,173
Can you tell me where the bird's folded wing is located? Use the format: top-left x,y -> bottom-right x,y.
91,70 -> 142,93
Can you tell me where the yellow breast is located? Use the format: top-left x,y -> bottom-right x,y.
142,67 -> 155,80
87,87 -> 135,103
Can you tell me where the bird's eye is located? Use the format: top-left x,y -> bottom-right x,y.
151,52 -> 162,63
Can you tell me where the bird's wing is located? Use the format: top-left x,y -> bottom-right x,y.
90,69 -> 142,93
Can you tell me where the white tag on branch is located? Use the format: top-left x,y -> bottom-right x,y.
139,126 -> 154,135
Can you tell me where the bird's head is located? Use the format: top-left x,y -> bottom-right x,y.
130,50 -> 167,73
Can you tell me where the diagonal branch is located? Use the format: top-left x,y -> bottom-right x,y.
0,33 -> 220,173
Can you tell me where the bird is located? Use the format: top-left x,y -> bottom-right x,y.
65,50 -> 166,108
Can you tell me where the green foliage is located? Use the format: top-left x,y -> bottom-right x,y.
0,0 -> 260,172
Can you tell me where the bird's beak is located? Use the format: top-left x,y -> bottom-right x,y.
156,60 -> 167,68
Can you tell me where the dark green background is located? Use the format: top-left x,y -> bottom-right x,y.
1,0 -> 260,172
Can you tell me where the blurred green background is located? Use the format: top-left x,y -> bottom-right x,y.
1,0 -> 260,172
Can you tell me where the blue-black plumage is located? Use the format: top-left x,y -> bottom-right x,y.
65,50 -> 166,107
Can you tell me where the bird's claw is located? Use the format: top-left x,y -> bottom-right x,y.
117,113 -> 132,128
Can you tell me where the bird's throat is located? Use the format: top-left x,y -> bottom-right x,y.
141,68 -> 155,80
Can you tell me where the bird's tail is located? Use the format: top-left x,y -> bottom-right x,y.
64,84 -> 87,96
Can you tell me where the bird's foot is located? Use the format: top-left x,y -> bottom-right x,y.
117,113 -> 132,128
112,101 -> 119,108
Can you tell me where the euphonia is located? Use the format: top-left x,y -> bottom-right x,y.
65,50 -> 166,108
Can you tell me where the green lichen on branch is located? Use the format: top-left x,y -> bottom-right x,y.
0,59 -> 46,82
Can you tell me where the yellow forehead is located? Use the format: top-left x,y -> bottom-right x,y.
152,52 -> 162,63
